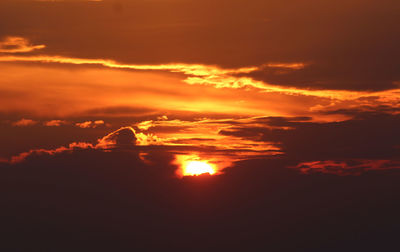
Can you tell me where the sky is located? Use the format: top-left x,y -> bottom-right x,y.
1,0 -> 400,251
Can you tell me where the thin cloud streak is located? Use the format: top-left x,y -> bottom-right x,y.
0,55 -> 257,76
0,37 -> 45,53
293,159 -> 400,176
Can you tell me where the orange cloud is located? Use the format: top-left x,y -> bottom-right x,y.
0,55 -> 256,76
76,120 -> 104,128
12,118 -> 37,127
44,120 -> 67,126
1,54 -> 399,103
0,37 -> 45,53
76,121 -> 92,128
135,117 -> 282,157
264,62 -> 306,70
1,55 -> 399,125
0,63 -> 298,118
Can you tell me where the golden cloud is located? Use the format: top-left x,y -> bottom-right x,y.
0,37 -> 45,53
1,54 -> 399,104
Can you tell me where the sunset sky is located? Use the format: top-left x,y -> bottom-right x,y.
1,0 -> 400,251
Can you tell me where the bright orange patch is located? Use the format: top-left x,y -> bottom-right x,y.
174,154 -> 218,177
184,161 -> 216,176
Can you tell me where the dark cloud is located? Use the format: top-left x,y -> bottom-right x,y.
97,127 -> 137,148
1,116 -> 399,250
1,144 -> 400,251
294,159 -> 400,175
220,113 -> 400,163
322,105 -> 400,117
237,62 -> 400,91
0,122 -> 110,158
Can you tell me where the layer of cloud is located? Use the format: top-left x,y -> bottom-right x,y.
218,113 -> 400,169
6,112 -> 400,176
7,127 -> 166,163
1,54 -> 400,104
1,130 -> 400,251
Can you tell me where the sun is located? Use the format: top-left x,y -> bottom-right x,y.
174,154 -> 219,177
184,161 -> 216,176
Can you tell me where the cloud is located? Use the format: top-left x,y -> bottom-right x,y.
0,54 -> 359,99
0,54 -> 256,76
10,141 -> 94,163
12,118 -> 37,127
2,54 -> 400,103
5,119 -> 280,168
137,120 -> 154,131
219,113 -> 400,164
76,121 -> 92,128
7,127 -> 138,163
1,1 -> 400,248
96,127 -> 138,149
134,117 -> 281,156
135,132 -> 162,146
76,120 -> 105,128
4,112 -> 400,176
0,37 -> 45,53
1,132 -> 400,251
293,159 -> 400,175
264,62 -> 307,70
93,126 -> 164,147
237,62 -> 400,92
1,0 -> 399,96
44,120 -> 67,126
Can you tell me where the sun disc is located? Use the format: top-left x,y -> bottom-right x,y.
184,161 -> 216,176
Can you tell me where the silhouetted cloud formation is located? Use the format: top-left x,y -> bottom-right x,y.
97,126 -> 137,148
1,142 -> 400,251
220,113 -> 400,164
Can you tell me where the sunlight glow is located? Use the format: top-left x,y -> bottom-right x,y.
184,161 -> 216,176
174,154 -> 218,177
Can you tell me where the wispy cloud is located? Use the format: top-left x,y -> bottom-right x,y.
0,37 -> 45,53
0,55 -> 256,76
1,54 -> 399,103
293,159 -> 400,176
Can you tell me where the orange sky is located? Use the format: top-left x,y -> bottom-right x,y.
0,0 -> 399,174
2,2 -> 400,251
